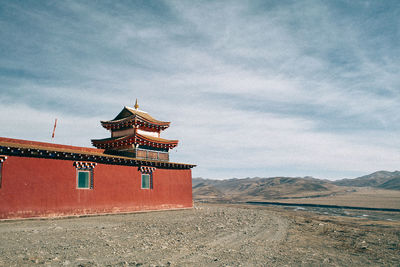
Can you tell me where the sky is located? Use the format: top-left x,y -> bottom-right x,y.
0,0 -> 399,180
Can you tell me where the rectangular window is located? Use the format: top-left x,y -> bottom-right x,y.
0,162 -> 2,188
77,170 -> 91,189
141,173 -> 153,189
74,162 -> 96,189
139,166 -> 155,190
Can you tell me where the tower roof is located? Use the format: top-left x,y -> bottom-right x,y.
101,106 -> 171,130
91,133 -> 178,150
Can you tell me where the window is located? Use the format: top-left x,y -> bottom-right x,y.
77,170 -> 91,189
0,156 -> 6,188
141,173 -> 153,189
74,161 -> 96,189
0,162 -> 2,188
139,166 -> 155,190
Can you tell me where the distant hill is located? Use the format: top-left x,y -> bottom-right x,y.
379,178 -> 400,190
192,171 -> 400,202
192,176 -> 340,201
192,182 -> 224,198
333,171 -> 400,189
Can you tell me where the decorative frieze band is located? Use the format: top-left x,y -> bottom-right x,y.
0,155 -> 7,163
140,166 -> 156,173
74,161 -> 97,169
0,144 -> 195,169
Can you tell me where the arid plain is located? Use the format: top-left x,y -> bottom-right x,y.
0,203 -> 399,266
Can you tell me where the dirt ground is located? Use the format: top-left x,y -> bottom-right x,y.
0,203 -> 399,266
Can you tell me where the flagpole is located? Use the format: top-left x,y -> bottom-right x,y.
52,118 -> 58,139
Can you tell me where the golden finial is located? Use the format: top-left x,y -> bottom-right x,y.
134,99 -> 139,110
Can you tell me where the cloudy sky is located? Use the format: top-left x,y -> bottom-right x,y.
1,1 -> 399,180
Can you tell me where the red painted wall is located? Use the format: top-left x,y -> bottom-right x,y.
0,156 -> 193,219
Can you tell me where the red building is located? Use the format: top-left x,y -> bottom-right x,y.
0,102 -> 195,219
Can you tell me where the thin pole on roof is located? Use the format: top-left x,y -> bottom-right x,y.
134,99 -> 139,110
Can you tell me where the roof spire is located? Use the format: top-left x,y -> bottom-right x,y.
134,99 -> 139,110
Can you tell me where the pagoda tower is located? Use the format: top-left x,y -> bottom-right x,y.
91,100 -> 178,161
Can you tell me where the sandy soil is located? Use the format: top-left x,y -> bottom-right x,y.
0,203 -> 398,266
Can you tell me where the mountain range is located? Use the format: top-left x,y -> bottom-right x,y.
332,171 -> 400,190
192,171 -> 400,202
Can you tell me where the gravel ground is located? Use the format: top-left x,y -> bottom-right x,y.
0,203 -> 398,266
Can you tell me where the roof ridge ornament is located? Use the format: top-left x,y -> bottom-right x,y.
134,99 -> 139,110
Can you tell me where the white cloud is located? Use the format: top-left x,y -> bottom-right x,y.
1,0 -> 399,180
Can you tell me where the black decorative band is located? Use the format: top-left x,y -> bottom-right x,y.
140,166 -> 156,173
74,161 -> 97,169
